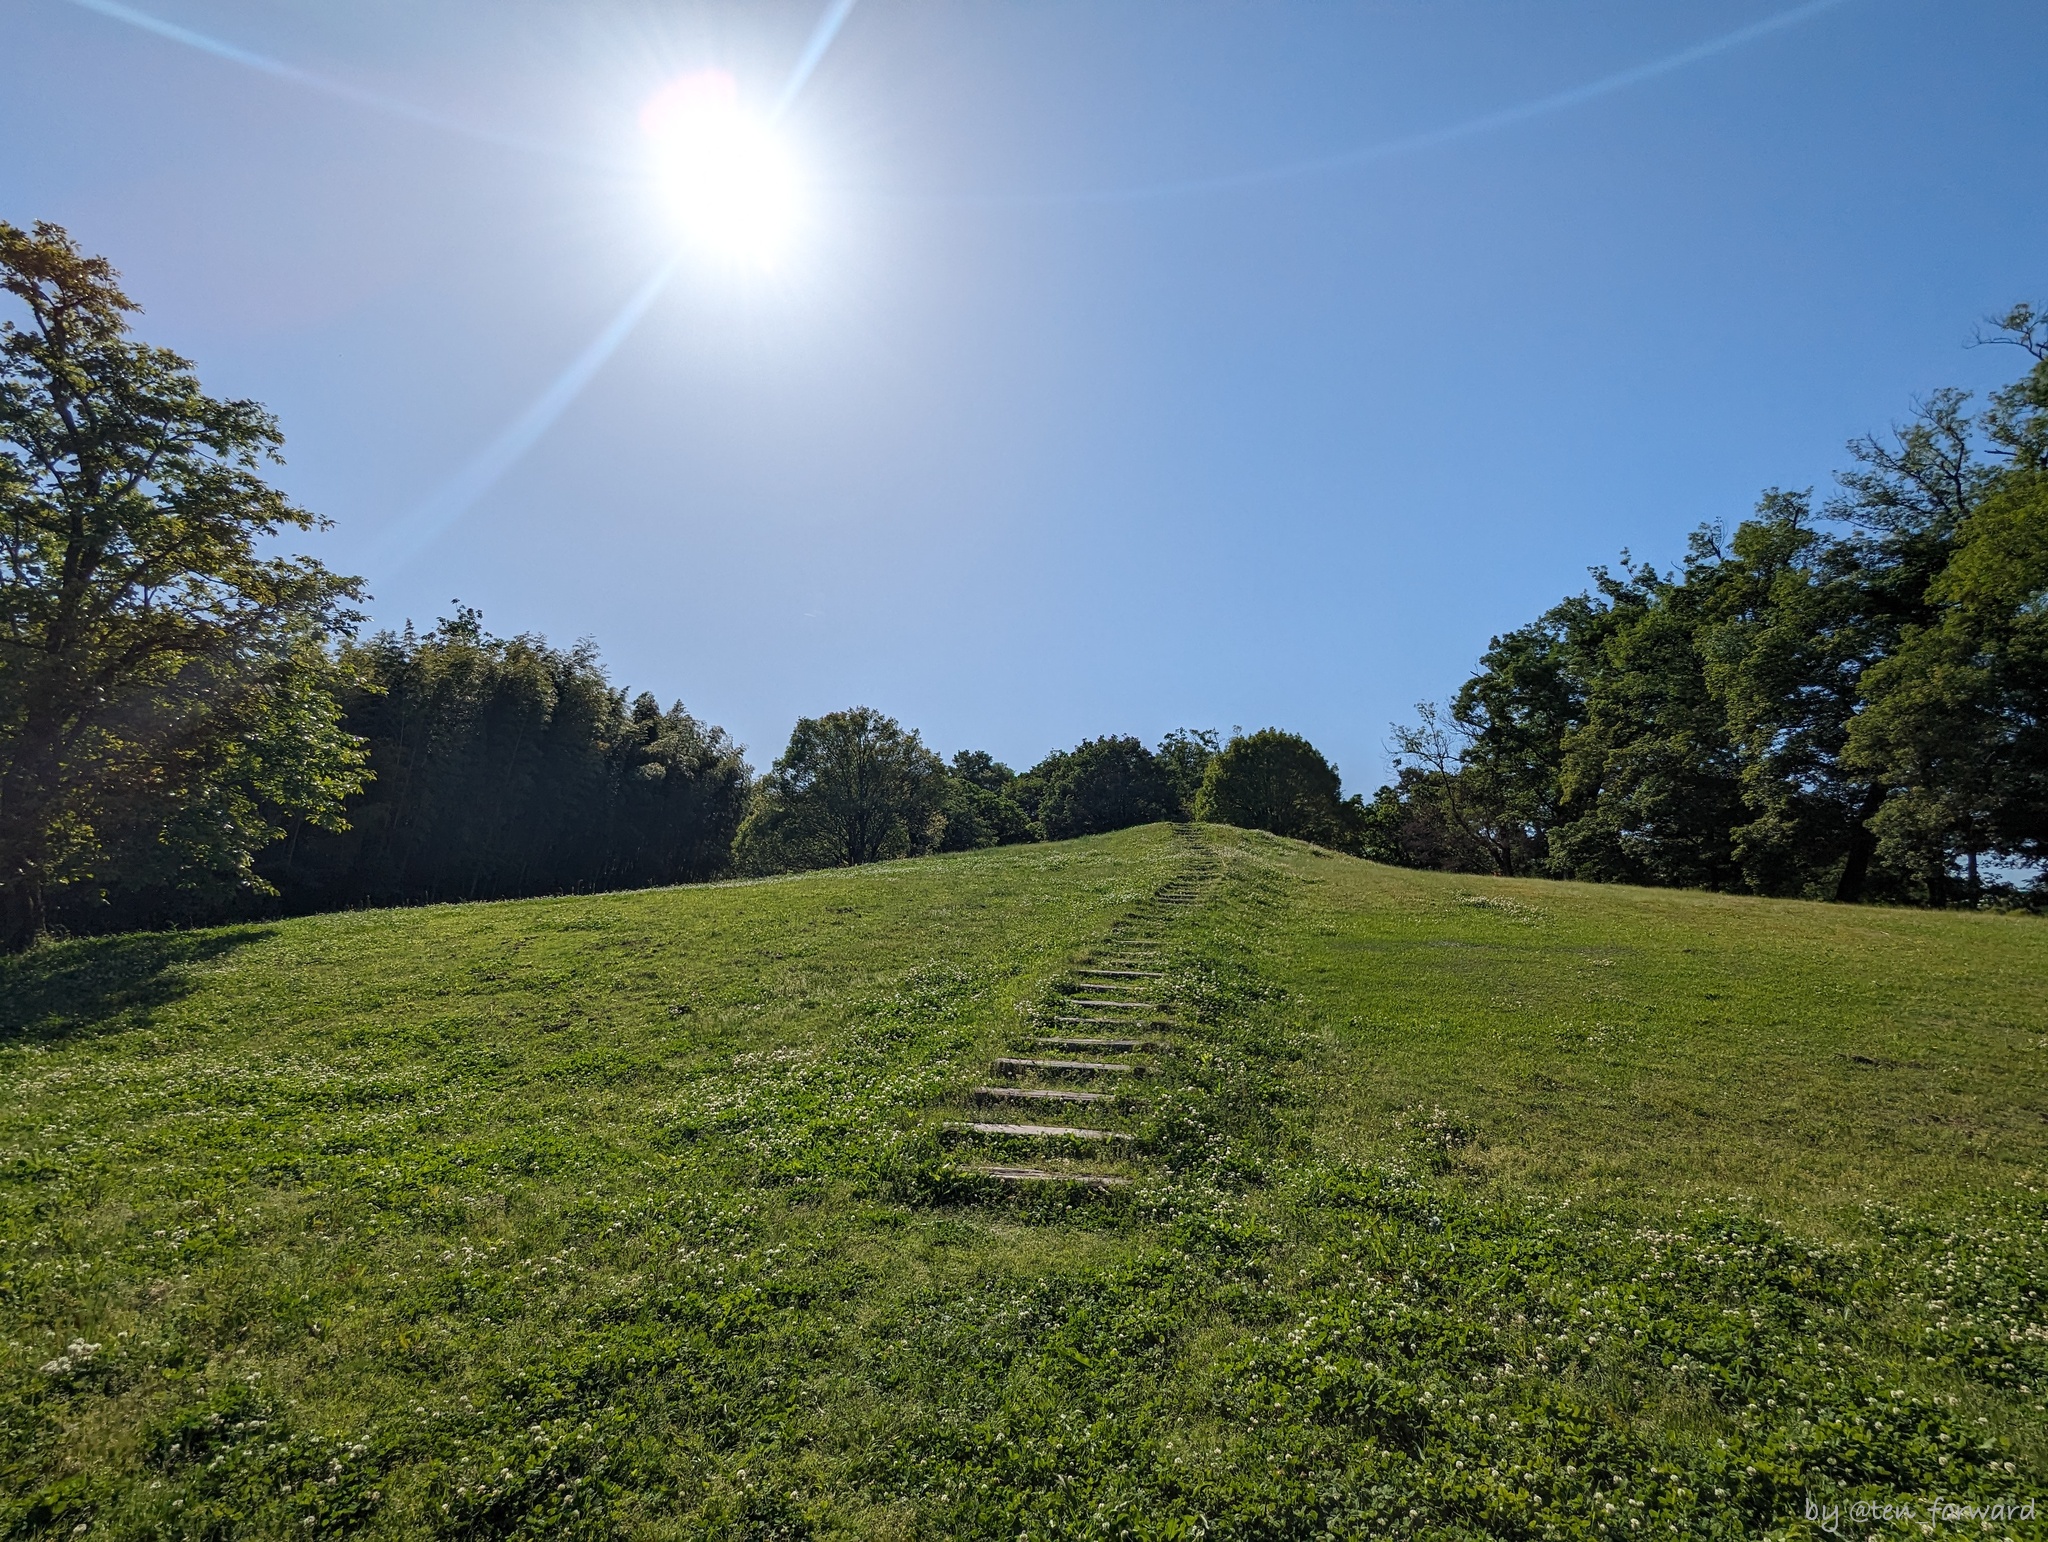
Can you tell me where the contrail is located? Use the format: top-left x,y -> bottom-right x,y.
942,0 -> 1855,207
378,0 -> 862,566
63,0 -> 598,163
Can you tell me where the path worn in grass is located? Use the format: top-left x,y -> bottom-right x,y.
2,827 -> 2043,1539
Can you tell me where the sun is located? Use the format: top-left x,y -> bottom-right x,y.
640,70 -> 802,266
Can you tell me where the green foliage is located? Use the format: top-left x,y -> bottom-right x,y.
1194,727 -> 1361,848
736,706 -> 945,872
260,609 -> 750,910
936,753 -> 1033,852
1155,728 -> 1221,811
0,221 -> 366,950
947,750 -> 1014,794
0,829 -> 2040,1537
1848,313 -> 2048,893
1374,305 -> 2048,905
1016,735 -> 1182,839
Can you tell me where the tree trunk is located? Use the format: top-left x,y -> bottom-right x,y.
1833,783 -> 1888,903
2,875 -> 47,953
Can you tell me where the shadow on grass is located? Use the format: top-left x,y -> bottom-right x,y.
0,927 -> 275,1047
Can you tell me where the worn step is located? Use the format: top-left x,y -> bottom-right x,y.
992,1056 -> 1134,1076
947,1121 -> 1133,1141
1065,998 -> 1160,1011
1053,1015 -> 1174,1028
1077,968 -> 1165,979
1035,1037 -> 1157,1051
973,1166 -> 1130,1189
973,1086 -> 1115,1105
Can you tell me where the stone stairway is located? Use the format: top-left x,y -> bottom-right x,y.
934,829 -> 1222,1193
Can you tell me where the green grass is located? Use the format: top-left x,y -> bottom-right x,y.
2,825 -> 2043,1540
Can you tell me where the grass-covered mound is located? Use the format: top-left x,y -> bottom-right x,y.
2,826 -> 2042,1539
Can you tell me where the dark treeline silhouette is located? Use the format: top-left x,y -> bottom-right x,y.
1361,305 -> 2048,907
257,609 -> 751,913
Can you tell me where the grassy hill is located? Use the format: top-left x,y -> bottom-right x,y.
2,825 -> 2043,1539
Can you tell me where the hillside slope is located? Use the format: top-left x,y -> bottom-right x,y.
2,826 -> 2042,1539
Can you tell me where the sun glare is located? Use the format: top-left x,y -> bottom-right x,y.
640,70 -> 802,266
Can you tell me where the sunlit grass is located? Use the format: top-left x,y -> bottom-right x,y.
2,827 -> 2041,1538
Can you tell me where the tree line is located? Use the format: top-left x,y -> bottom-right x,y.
5,220 -> 2042,947
265,627 -> 1360,915
0,216 -> 1362,946
1360,305 -> 2048,907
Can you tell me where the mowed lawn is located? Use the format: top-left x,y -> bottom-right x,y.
2,826 -> 2043,1540
1259,844 -> 2048,1217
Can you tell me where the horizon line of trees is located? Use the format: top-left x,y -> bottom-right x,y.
39,586 -> 1361,934
0,219 -> 1373,948
1359,304 -> 2048,908
6,219 -> 2043,949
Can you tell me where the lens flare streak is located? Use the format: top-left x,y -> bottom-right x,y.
369,260 -> 679,569
64,0 -> 599,162
382,0 -> 858,564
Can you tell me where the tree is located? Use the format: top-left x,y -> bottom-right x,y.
1377,581 -> 1635,880
948,749 -> 1015,793
1357,771 -> 1496,872
1381,704 -> 1542,874
606,691 -> 753,887
1847,310 -> 2048,898
1016,736 -> 1181,840
936,750 -> 1032,851
1194,728 -> 1357,847
1363,303 -> 2048,905
0,221 -> 366,949
1155,728 -> 1220,812
735,707 -> 945,872
261,610 -> 750,911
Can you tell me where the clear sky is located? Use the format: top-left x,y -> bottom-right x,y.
4,0 -> 2044,789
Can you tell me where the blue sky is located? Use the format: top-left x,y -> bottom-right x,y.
4,0 -> 2044,788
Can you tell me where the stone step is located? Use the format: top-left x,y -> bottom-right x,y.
1077,968 -> 1165,979
973,1166 -> 1130,1189
1035,1034 -> 1158,1048
973,1086 -> 1114,1105
1065,998 -> 1159,1011
1053,1015 -> 1174,1028
992,1057 -> 1133,1076
947,1121 -> 1133,1141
